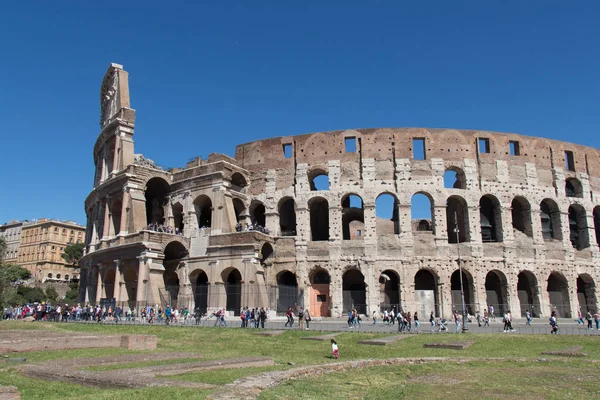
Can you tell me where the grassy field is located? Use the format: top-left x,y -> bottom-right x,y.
1,321 -> 599,399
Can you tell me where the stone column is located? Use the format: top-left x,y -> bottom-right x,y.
106,197 -> 115,238
559,210 -> 572,249
136,256 -> 149,306
265,210 -> 279,236
296,205 -> 309,243
101,145 -> 107,182
398,203 -> 412,238
584,212 -> 598,252
329,266 -> 343,317
540,282 -> 552,316
501,205 -> 515,244
114,260 -> 122,302
211,186 -> 227,234
112,135 -> 121,173
438,281 -> 452,318
187,210 -> 198,237
96,265 -> 104,303
363,202 -> 376,242
119,188 -> 131,235
530,203 -> 545,245
102,197 -> 111,240
364,262 -> 378,316
329,205 -> 342,242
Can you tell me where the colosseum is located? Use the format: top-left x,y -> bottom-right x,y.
79,63 -> 600,319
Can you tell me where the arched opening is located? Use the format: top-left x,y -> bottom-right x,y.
517,271 -> 540,317
172,202 -> 184,234
565,178 -> 583,198
379,270 -> 400,312
594,207 -> 600,248
310,269 -> 331,317
250,201 -> 266,228
145,177 -> 170,226
277,271 -> 298,313
233,198 -> 247,225
47,273 -> 52,278
547,271 -> 571,318
444,167 -> 466,189
446,196 -> 469,243
375,193 -> 400,235
224,268 -> 242,315
260,243 -> 274,265
192,270 -> 209,314
540,199 -> 561,240
415,269 -> 439,317
309,169 -> 329,191
343,269 -> 366,314
194,195 -> 212,229
123,266 -> 137,308
480,195 -> 502,243
163,241 -> 188,308
103,268 -> 115,299
485,270 -> 508,316
411,193 -> 433,233
577,274 -> 596,315
341,194 -> 364,240
309,197 -> 329,241
569,204 -> 589,250
231,173 -> 247,193
56,273 -> 61,280
511,197 -> 532,237
278,198 -> 297,236
451,269 -> 475,315
111,199 -> 122,236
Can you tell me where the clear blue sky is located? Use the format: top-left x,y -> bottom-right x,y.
1,1 -> 599,225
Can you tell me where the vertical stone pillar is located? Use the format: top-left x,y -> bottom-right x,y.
265,210 -> 279,236
501,206 -> 515,244
540,282 -> 552,316
211,186 -> 227,234
330,267 -> 343,317
438,281 -> 452,318
329,206 -> 342,241
96,265 -> 103,303
584,212 -> 598,252
119,188 -> 130,235
112,136 -> 121,173
101,145 -> 107,182
568,273 -> 579,320
114,260 -> 122,302
530,203 -> 545,245
187,210 -> 198,237
559,210 -> 572,249
469,205 -> 482,244
136,256 -> 148,306
363,202 -> 376,242
106,197 -> 115,238
296,205 -> 309,243
398,204 -> 412,237
165,197 -> 174,228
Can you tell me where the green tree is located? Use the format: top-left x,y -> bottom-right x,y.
45,286 -> 60,302
64,282 -> 80,303
61,243 -> 85,266
0,264 -> 32,307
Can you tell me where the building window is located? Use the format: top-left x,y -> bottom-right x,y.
565,151 -> 575,171
282,143 -> 292,159
509,141 -> 520,156
345,137 -> 356,152
412,138 -> 426,160
478,138 -> 490,154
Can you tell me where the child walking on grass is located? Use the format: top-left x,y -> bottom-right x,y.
331,339 -> 339,359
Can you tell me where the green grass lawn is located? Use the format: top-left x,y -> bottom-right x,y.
1,321 -> 599,399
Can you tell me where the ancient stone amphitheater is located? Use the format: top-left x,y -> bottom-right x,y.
79,63 -> 599,319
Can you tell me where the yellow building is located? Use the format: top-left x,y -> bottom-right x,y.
17,219 -> 86,283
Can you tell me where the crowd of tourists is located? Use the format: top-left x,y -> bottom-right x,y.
145,223 -> 183,235
235,222 -> 270,234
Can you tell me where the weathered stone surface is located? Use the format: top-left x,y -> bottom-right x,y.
0,385 -> 20,400
358,335 -> 410,346
542,346 -> 588,357
423,341 -> 474,350
300,333 -> 338,341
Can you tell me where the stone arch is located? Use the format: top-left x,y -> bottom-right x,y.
189,269 -> 209,314
103,268 -> 116,299
308,168 -> 329,191
411,192 -> 434,233
163,241 -> 188,307
172,202 -> 185,233
231,172 -> 248,192
110,198 -> 122,236
145,177 -> 170,225
250,200 -> 266,227
259,243 -> 274,265
568,204 -> 589,250
341,193 -> 364,240
123,265 -> 137,307
577,273 -> 596,315
594,206 -> 600,248
446,195 -> 469,243
414,268 -> 440,317
450,269 -> 475,315
547,271 -> 571,318
276,270 -> 298,313
375,192 -> 400,235
565,177 -> 583,198
309,267 -> 331,317
480,194 -> 503,243
278,197 -> 297,236
511,196 -> 532,237
379,269 -> 400,312
233,198 -> 247,225
485,270 -> 508,316
540,199 -> 562,240
343,269 -> 366,314
193,195 -> 213,229
308,196 -> 329,241
444,167 -> 466,189
222,267 -> 242,315
517,270 -> 541,317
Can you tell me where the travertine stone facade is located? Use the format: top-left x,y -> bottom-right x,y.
79,64 -> 599,319
0,220 -> 23,264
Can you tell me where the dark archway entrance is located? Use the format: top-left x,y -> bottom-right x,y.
309,197 -> 329,241
193,270 -> 209,314
163,242 -> 187,308
145,178 -> 170,226
517,271 -> 540,317
277,271 -> 298,313
547,272 -> 571,318
343,269 -> 366,314
103,268 -> 115,300
451,269 -> 475,315
414,269 -> 439,317
225,269 -> 242,315
379,270 -> 400,312
485,270 -> 508,316
577,274 -> 596,315
278,198 -> 297,236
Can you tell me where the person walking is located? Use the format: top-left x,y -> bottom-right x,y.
298,307 -> 305,330
413,312 -> 420,332
577,309 -> 584,325
372,310 -> 377,325
525,310 -> 532,326
304,308 -> 311,330
429,311 -> 435,332
585,311 -> 593,329
454,311 -> 461,333
331,339 -> 339,359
